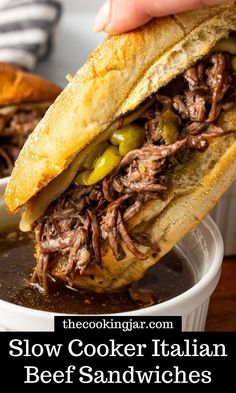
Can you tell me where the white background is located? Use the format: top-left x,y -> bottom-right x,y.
36,0 -> 105,86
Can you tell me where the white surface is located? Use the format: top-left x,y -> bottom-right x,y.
0,178 -> 223,331
211,183 -> 236,255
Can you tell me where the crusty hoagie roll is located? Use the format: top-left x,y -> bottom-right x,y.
0,63 -> 61,178
5,3 -> 236,292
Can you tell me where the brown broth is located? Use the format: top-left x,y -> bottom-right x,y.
0,231 -> 195,314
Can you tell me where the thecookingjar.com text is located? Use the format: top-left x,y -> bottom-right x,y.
61,318 -> 175,332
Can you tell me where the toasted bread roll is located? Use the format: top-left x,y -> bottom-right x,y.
4,3 -> 236,292
0,63 -> 61,178
5,3 -> 236,212
0,63 -> 61,106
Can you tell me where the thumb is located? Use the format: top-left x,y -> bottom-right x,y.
94,0 -> 228,35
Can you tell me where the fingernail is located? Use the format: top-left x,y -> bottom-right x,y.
94,1 -> 110,32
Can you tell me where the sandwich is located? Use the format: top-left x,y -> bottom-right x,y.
5,3 -> 236,293
0,63 -> 61,178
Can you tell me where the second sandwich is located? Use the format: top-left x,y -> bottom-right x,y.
0,63 -> 61,178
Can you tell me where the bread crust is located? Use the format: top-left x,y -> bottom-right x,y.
0,63 -> 61,106
4,4 -> 236,291
5,3 -> 236,213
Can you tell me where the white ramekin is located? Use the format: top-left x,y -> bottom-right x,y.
211,182 -> 236,256
0,178 -> 223,331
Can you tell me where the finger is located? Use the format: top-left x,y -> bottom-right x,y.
94,0 -> 227,35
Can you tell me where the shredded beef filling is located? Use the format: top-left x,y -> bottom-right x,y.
0,109 -> 42,177
34,52 -> 236,291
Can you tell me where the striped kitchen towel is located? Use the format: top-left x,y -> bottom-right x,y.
0,0 -> 61,69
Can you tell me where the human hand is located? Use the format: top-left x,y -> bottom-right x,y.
94,0 -> 228,35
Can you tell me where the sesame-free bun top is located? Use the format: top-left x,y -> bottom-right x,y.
5,2 -> 236,213
0,63 -> 61,106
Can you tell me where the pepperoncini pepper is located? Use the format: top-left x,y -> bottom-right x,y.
159,109 -> 179,145
83,141 -> 109,170
109,124 -> 145,156
231,55 -> 236,71
212,36 -> 236,54
74,146 -> 121,186
74,124 -> 145,186
74,170 -> 91,186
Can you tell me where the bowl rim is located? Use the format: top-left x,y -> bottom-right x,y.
0,177 -> 223,318
0,213 -> 223,318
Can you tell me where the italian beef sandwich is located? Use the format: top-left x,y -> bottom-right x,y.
5,3 -> 236,292
0,63 -> 61,178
